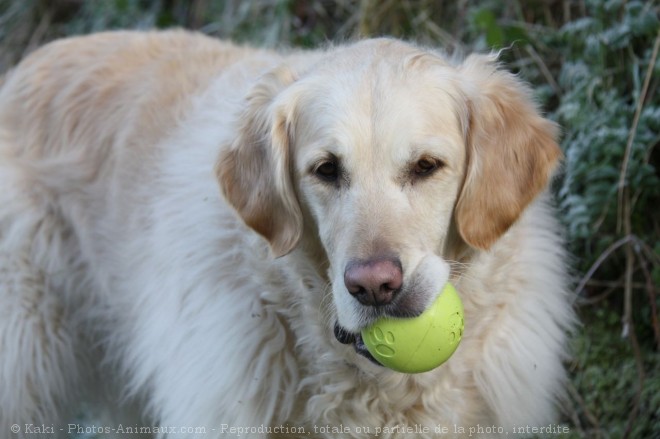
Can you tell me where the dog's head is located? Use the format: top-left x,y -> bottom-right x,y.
217,39 -> 560,340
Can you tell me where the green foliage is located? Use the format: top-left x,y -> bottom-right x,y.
570,306 -> 660,438
469,7 -> 531,49
553,1 -> 659,275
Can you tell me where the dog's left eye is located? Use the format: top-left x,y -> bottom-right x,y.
413,157 -> 443,177
313,158 -> 339,183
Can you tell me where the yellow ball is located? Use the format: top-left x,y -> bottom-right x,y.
361,283 -> 464,373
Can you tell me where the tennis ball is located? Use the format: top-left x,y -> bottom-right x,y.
361,283 -> 464,374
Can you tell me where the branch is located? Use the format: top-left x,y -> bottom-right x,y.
616,29 -> 660,229
574,235 -> 634,296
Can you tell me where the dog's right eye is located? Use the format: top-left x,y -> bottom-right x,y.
313,159 -> 339,183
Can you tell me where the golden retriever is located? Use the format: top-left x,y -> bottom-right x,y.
0,30 -> 574,438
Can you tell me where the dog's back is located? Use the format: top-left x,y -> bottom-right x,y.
0,30 -> 270,433
0,31 -> 255,188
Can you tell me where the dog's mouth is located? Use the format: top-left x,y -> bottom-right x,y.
333,322 -> 383,366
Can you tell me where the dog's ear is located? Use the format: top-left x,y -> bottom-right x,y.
455,54 -> 561,250
216,66 -> 302,257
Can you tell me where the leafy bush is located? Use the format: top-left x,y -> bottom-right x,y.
554,1 -> 659,272
469,3 -> 660,437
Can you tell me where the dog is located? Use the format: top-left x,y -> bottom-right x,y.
0,30 -> 574,438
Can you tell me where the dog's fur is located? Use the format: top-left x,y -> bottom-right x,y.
0,30 -> 574,437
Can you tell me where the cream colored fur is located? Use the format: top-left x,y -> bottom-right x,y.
0,30 -> 574,438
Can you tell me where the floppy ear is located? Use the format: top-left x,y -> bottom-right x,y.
215,66 -> 302,257
455,54 -> 562,250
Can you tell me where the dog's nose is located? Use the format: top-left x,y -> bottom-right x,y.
344,258 -> 403,306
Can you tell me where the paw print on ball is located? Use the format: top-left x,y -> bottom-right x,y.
370,327 -> 396,357
447,312 -> 464,345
